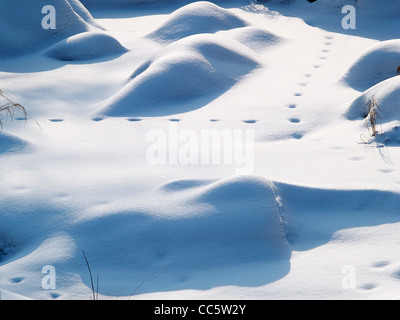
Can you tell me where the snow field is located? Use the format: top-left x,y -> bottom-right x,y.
1,0 -> 400,300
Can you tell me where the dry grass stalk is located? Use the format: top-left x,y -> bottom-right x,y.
0,90 -> 27,129
82,250 -> 99,300
364,96 -> 380,137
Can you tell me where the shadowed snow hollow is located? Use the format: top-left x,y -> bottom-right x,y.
98,34 -> 261,117
80,0 -> 162,8
313,0 -> 400,16
342,40 -> 400,91
0,0 -> 99,58
45,32 -> 128,61
147,1 -> 248,44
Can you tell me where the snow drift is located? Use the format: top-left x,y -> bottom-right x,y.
347,76 -> 400,143
342,40 -> 400,91
0,0 -> 99,58
98,34 -> 261,117
68,175 -> 289,294
0,175 -> 289,296
147,2 -> 248,44
276,181 -> 400,251
222,26 -> 282,52
45,32 -> 128,61
347,76 -> 400,122
0,132 -> 27,154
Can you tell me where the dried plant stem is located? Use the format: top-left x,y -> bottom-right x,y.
82,250 -> 99,300
0,90 -> 27,129
365,96 -> 380,137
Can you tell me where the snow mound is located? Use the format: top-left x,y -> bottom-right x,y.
160,179 -> 215,192
347,76 -> 400,121
0,0 -> 99,58
98,34 -> 261,117
0,132 -> 27,154
147,1 -> 248,44
222,26 -> 282,52
195,175 -> 274,203
45,32 -> 128,61
68,175 -> 289,294
276,181 -> 400,251
342,40 -> 400,91
190,175 -> 287,252
68,0 -> 104,29
347,76 -> 400,143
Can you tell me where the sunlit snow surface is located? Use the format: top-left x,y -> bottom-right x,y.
1,0 -> 400,300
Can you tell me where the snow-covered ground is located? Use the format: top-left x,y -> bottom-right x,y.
1,0 -> 400,300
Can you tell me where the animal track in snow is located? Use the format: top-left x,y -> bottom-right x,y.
243,120 -> 258,124
378,169 -> 394,174
10,277 -> 24,284
360,283 -> 376,291
391,269 -> 400,280
348,156 -> 364,162
372,261 -> 390,268
291,132 -> 303,140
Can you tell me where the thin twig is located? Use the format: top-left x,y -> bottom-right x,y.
82,250 -> 96,301
128,275 -> 153,300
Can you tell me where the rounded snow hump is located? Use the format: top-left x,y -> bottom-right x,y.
342,40 -> 400,91
97,34 -> 262,117
347,76 -> 400,122
0,132 -> 27,154
147,1 -> 249,44
0,0 -> 100,58
45,32 -> 128,62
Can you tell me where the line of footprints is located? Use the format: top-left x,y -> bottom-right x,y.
283,34 -> 334,139
16,35 -> 335,132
